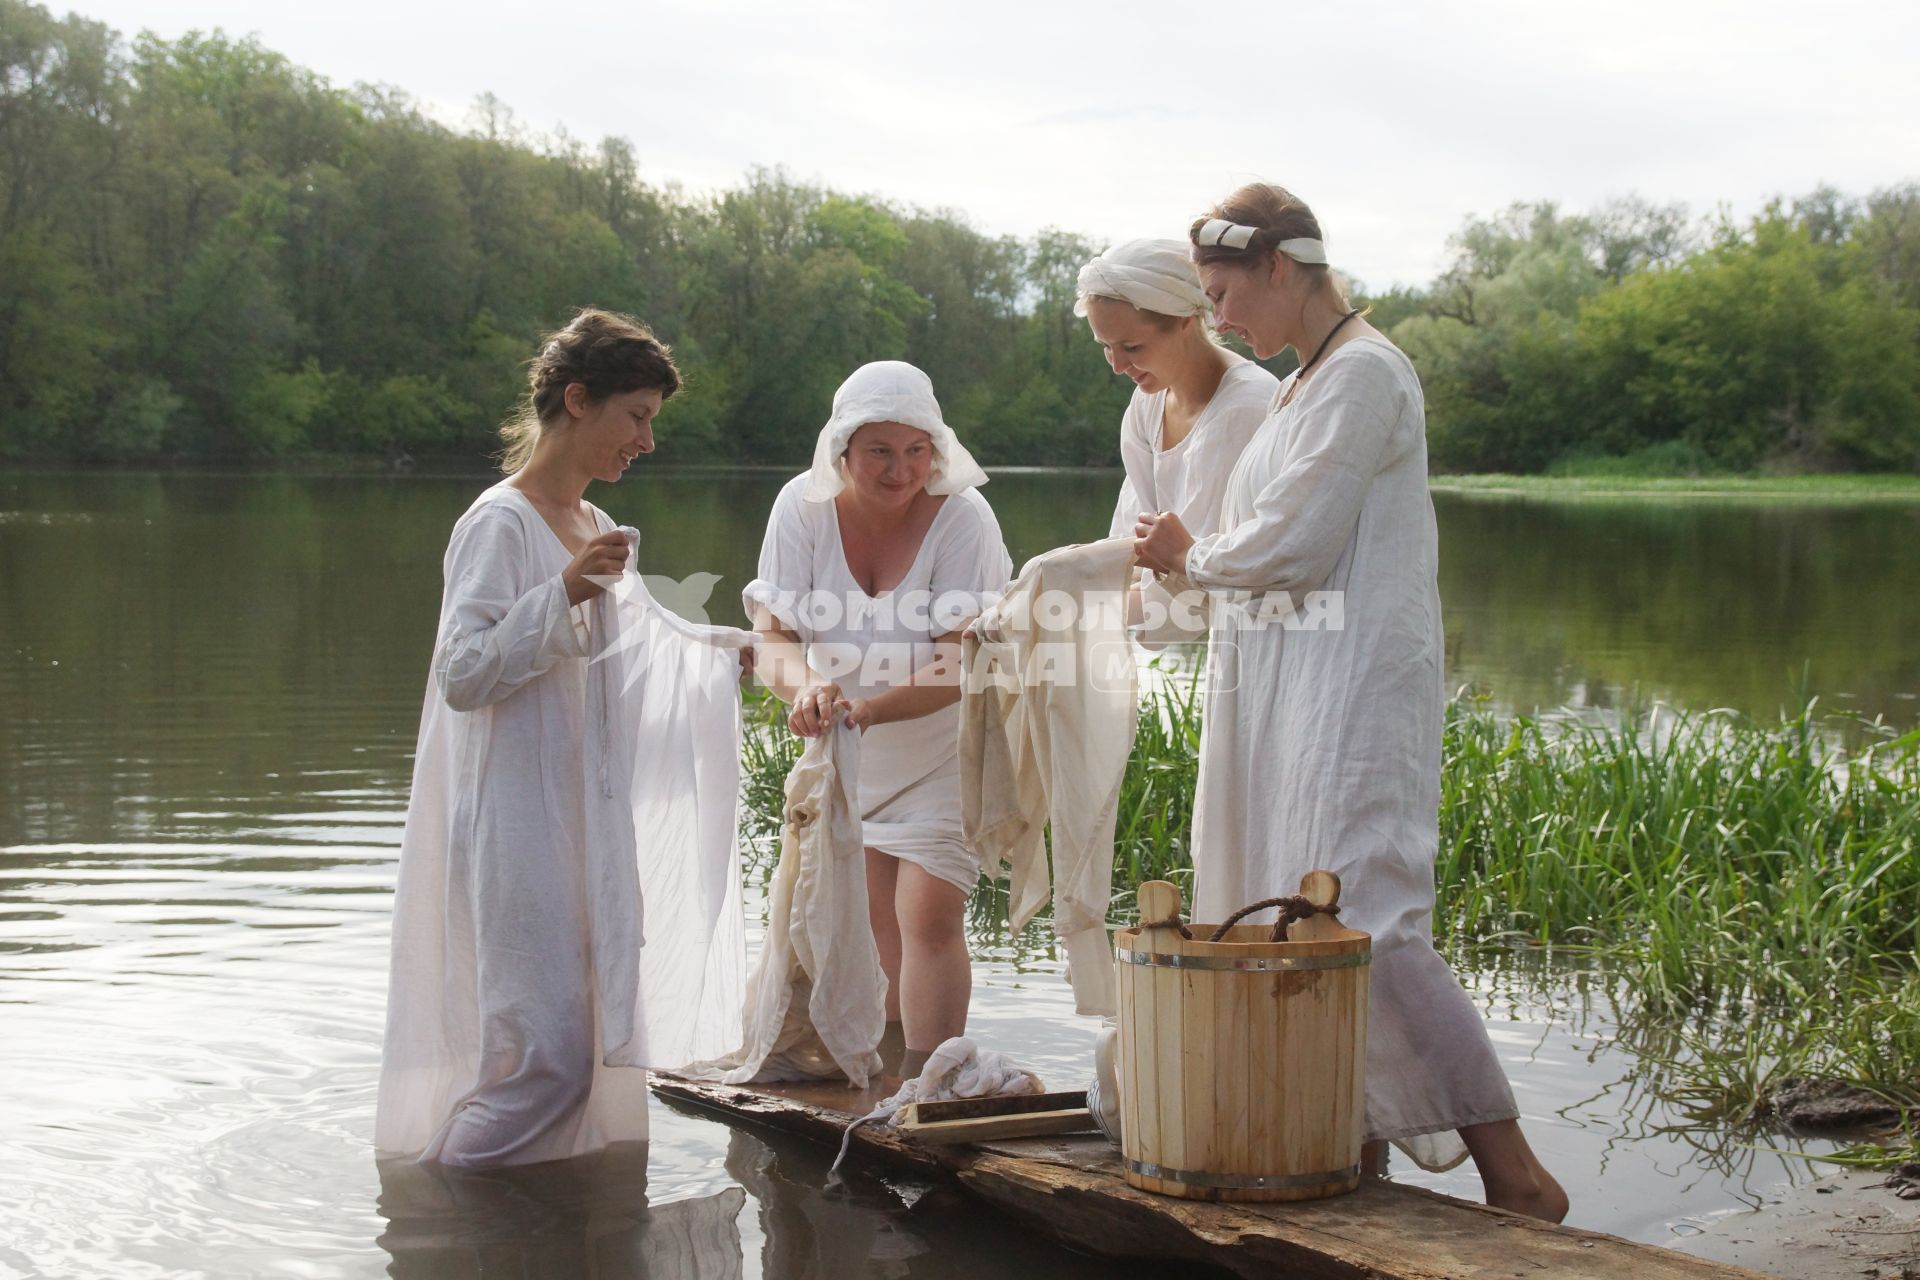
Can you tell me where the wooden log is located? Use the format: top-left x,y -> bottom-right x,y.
650,1071 -> 1770,1280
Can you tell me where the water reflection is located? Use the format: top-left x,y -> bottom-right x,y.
376,1123 -> 1127,1280
378,1145 -> 745,1279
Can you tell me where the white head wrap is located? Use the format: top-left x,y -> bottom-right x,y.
801,361 -> 989,503
1192,218 -> 1329,265
1073,238 -> 1210,319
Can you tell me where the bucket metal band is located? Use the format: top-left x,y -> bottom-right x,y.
1115,947 -> 1369,972
1125,1158 -> 1362,1191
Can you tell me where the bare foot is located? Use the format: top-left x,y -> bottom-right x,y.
1485,1167 -> 1569,1223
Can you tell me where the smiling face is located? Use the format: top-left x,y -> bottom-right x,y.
1083,296 -> 1192,394
841,420 -> 935,508
1199,257 -> 1289,359
564,384 -> 662,483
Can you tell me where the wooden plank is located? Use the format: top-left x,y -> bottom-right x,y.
904,1089 -> 1087,1123
898,1106 -> 1096,1144
650,1071 -> 1771,1280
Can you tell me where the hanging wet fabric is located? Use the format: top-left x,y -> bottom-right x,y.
695,718 -> 887,1088
960,536 -> 1139,1017
591,568 -> 755,1072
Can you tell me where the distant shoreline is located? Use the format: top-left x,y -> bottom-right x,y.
5,461 -> 1917,502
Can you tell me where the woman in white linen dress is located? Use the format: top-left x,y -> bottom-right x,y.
1132,185 -> 1567,1222
747,361 -> 1012,1080
1079,238 -> 1277,557
378,309 -> 749,1167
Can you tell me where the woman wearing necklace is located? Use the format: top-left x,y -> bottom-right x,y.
1133,184 -> 1567,1221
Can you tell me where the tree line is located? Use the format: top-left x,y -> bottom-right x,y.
2,3 -> 1916,473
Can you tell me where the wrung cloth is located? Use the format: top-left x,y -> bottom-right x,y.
1183,337 -> 1519,1172
831,1036 -> 1045,1174
694,719 -> 887,1088
1104,360 -> 1279,647
960,537 -> 1138,1016
377,485 -> 751,1168
748,431 -> 1011,891
801,361 -> 988,502
1074,237 -> 1210,319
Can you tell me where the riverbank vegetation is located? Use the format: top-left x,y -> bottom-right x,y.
3,3 -> 1917,475
740,681 -> 1920,1164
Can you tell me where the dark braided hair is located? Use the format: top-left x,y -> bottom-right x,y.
499,308 -> 680,473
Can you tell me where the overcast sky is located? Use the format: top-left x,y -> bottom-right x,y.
69,0 -> 1920,288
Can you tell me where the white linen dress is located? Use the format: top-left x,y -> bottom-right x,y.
1105,359 -> 1279,541
1183,336 -> 1519,1171
745,474 -> 1013,891
378,484 -> 750,1167
1108,360 -> 1277,645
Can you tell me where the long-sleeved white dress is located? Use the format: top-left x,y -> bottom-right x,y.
1183,336 -> 1518,1172
377,484 -> 750,1167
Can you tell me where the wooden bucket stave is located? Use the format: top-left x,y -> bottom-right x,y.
1114,875 -> 1370,1202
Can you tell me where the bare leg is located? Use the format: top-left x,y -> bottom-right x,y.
1361,1140 -> 1388,1177
1459,1118 -> 1568,1222
864,847 -> 902,1023
892,860 -> 970,1056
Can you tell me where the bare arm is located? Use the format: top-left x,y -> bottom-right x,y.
750,605 -> 844,738
844,633 -> 966,730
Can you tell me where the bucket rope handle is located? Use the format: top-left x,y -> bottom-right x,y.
1132,873 -> 1343,944
1206,895 -> 1340,943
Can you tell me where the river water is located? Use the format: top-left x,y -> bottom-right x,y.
3,468 -> 1916,1278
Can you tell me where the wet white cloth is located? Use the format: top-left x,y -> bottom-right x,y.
1074,237 -> 1210,318
1183,336 -> 1519,1172
746,473 -> 1012,890
599,571 -> 754,1072
831,1036 -> 1045,1173
702,720 -> 887,1088
377,484 -> 752,1168
802,361 -> 988,502
960,537 -> 1138,1016
1107,360 -> 1279,646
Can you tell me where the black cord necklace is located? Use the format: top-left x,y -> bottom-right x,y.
1295,308 -> 1361,382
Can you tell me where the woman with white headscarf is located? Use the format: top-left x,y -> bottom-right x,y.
1078,239 -> 1278,576
746,361 -> 1012,1080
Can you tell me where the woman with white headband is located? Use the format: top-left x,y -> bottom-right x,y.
1076,239 -> 1277,628
1133,184 -> 1568,1222
746,361 -> 1012,1080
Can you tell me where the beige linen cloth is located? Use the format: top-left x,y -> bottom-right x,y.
696,719 -> 887,1088
960,537 -> 1139,1016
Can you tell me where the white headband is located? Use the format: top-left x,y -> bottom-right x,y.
1192,218 -> 1329,265
1074,238 -> 1210,319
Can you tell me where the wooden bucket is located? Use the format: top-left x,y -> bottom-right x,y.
1113,873 -> 1369,1202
